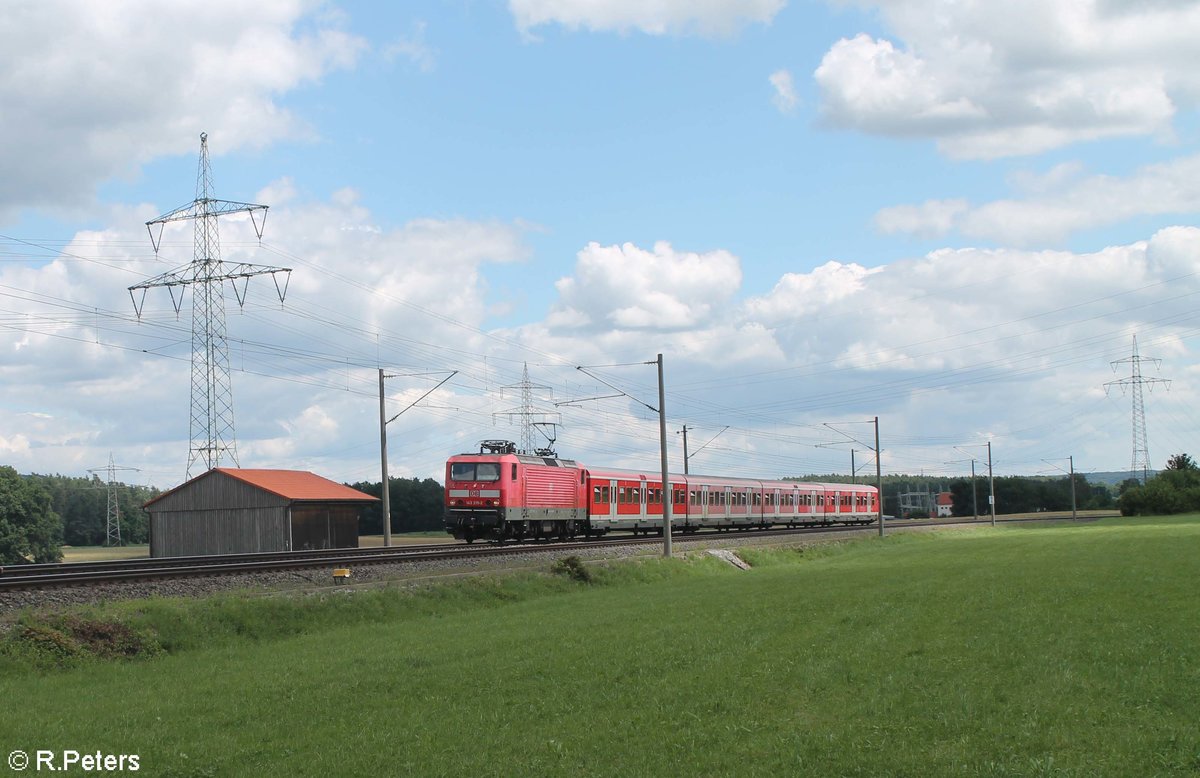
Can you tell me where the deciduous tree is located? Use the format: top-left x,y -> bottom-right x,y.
0,466 -> 63,564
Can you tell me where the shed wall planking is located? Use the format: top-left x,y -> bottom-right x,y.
150,507 -> 290,556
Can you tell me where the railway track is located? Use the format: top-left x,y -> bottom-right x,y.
0,513 -> 1110,592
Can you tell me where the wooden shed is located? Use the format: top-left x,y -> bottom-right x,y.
146,468 -> 377,557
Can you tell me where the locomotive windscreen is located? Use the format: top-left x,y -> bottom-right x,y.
450,462 -> 501,481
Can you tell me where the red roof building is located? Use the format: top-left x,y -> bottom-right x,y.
145,468 -> 377,557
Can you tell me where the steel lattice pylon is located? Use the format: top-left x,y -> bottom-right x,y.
494,363 -> 560,455
88,454 -> 138,546
130,133 -> 292,477
1105,334 -> 1170,484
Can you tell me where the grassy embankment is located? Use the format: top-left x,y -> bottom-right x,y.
4,515 -> 1199,776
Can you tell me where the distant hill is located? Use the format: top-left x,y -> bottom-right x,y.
1082,471 -> 1155,487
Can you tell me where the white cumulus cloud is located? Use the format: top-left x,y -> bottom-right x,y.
0,0 -> 367,221
814,0 -> 1200,158
549,241 -> 743,332
875,154 -> 1200,246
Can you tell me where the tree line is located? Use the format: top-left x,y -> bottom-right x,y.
1118,453 -> 1200,516
791,472 -> 1116,517
0,468 -> 162,564
349,477 -> 445,534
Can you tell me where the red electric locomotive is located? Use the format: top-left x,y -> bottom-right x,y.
444,441 -> 590,542
444,441 -> 880,542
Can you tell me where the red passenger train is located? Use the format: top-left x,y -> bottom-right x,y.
444,440 -> 879,543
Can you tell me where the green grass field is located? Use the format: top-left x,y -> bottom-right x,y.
60,544 -> 150,562
5,516 -> 1199,776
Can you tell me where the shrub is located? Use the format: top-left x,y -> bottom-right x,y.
0,615 -> 161,670
60,616 -> 161,659
549,555 -> 592,583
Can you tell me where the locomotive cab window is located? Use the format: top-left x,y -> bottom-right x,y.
452,462 -> 502,482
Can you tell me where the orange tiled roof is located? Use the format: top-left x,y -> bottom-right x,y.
213,468 -> 378,501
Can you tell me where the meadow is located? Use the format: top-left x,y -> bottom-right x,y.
3,516 -> 1198,776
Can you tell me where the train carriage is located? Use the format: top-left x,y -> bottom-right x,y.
444,441 -> 880,541
584,467 -> 688,535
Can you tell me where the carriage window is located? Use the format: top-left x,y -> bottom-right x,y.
603,486 -> 611,503
593,486 -> 603,504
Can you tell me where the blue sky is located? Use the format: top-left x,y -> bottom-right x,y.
2,0 -> 1199,488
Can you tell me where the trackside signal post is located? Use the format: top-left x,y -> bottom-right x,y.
572,356 -> 673,557
657,354 -> 671,558
874,416 -> 883,537
821,417 -> 884,536
988,441 -> 995,526
379,368 -> 457,547
1041,455 -> 1078,521
957,442 -> 996,526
